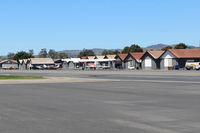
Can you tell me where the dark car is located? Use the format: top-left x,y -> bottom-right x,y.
173,65 -> 180,70
185,65 -> 193,70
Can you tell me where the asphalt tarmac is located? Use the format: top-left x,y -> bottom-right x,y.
0,70 -> 200,133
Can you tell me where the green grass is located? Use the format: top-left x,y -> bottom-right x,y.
0,75 -> 44,80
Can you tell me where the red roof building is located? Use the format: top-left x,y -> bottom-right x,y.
141,50 -> 164,70
160,49 -> 200,69
129,52 -> 145,61
123,52 -> 145,70
168,49 -> 200,58
116,54 -> 128,61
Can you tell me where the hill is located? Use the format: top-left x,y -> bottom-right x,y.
146,44 -> 167,49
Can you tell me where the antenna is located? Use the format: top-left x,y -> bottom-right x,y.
199,41 -> 200,48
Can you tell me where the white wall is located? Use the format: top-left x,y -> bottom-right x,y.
161,51 -> 176,68
145,58 -> 152,67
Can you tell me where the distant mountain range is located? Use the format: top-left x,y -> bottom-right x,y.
146,44 -> 167,49
146,43 -> 196,49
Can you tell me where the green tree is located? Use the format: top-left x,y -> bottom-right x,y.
7,53 -> 15,60
122,44 -> 143,53
161,46 -> 173,51
28,49 -> 34,58
48,49 -> 58,59
13,51 -> 31,60
58,52 -> 68,59
129,44 -> 143,52
122,46 -> 130,53
174,43 -> 188,49
78,49 -> 95,57
102,50 -> 109,55
113,50 -> 120,54
101,50 -> 120,55
39,48 -> 48,58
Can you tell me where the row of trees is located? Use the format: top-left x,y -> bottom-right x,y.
40,49 -> 68,59
7,49 -> 68,60
77,45 -> 143,58
120,43 -> 189,54
161,43 -> 188,51
4,43 -> 190,59
101,50 -> 120,55
77,49 -> 95,58
121,44 -> 143,53
7,50 -> 34,60
121,43 -> 189,54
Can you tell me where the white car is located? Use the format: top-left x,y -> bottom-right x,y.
195,65 -> 200,70
128,66 -> 135,70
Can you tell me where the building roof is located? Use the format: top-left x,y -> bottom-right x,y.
0,60 -> 18,64
0,60 -> 7,64
62,58 -> 81,63
95,55 -> 105,59
87,56 -> 95,59
62,58 -> 115,63
19,59 -> 28,64
80,57 -> 87,59
30,58 -> 54,64
116,54 -> 128,61
129,52 -> 145,61
105,55 -> 116,60
80,59 -> 115,62
147,50 -> 165,59
168,49 -> 200,58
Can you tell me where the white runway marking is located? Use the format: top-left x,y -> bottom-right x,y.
114,79 -> 200,84
110,119 -> 180,133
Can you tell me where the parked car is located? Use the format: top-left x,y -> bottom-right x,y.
173,65 -> 180,70
195,63 -> 200,70
128,66 -> 135,70
185,61 -> 200,70
185,65 -> 193,70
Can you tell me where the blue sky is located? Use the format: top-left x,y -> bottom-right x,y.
0,0 -> 200,55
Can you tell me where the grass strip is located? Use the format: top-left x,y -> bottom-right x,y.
0,75 -> 44,80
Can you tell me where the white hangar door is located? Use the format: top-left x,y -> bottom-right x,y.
164,58 -> 172,67
145,59 -> 152,67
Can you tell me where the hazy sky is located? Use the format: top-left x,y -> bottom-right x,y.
0,0 -> 200,55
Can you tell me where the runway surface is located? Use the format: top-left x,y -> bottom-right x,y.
0,70 -> 200,133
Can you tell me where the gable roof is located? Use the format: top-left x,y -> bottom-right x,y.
87,56 -> 95,59
81,57 -> 88,59
29,58 -> 54,64
168,49 -> 200,58
0,60 -> 18,64
95,55 -> 105,59
62,58 -> 81,63
18,59 -> 28,64
129,52 -> 145,61
105,55 -> 116,60
116,54 -> 128,61
147,50 -> 165,59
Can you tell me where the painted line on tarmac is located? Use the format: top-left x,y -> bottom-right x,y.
113,79 -> 200,84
